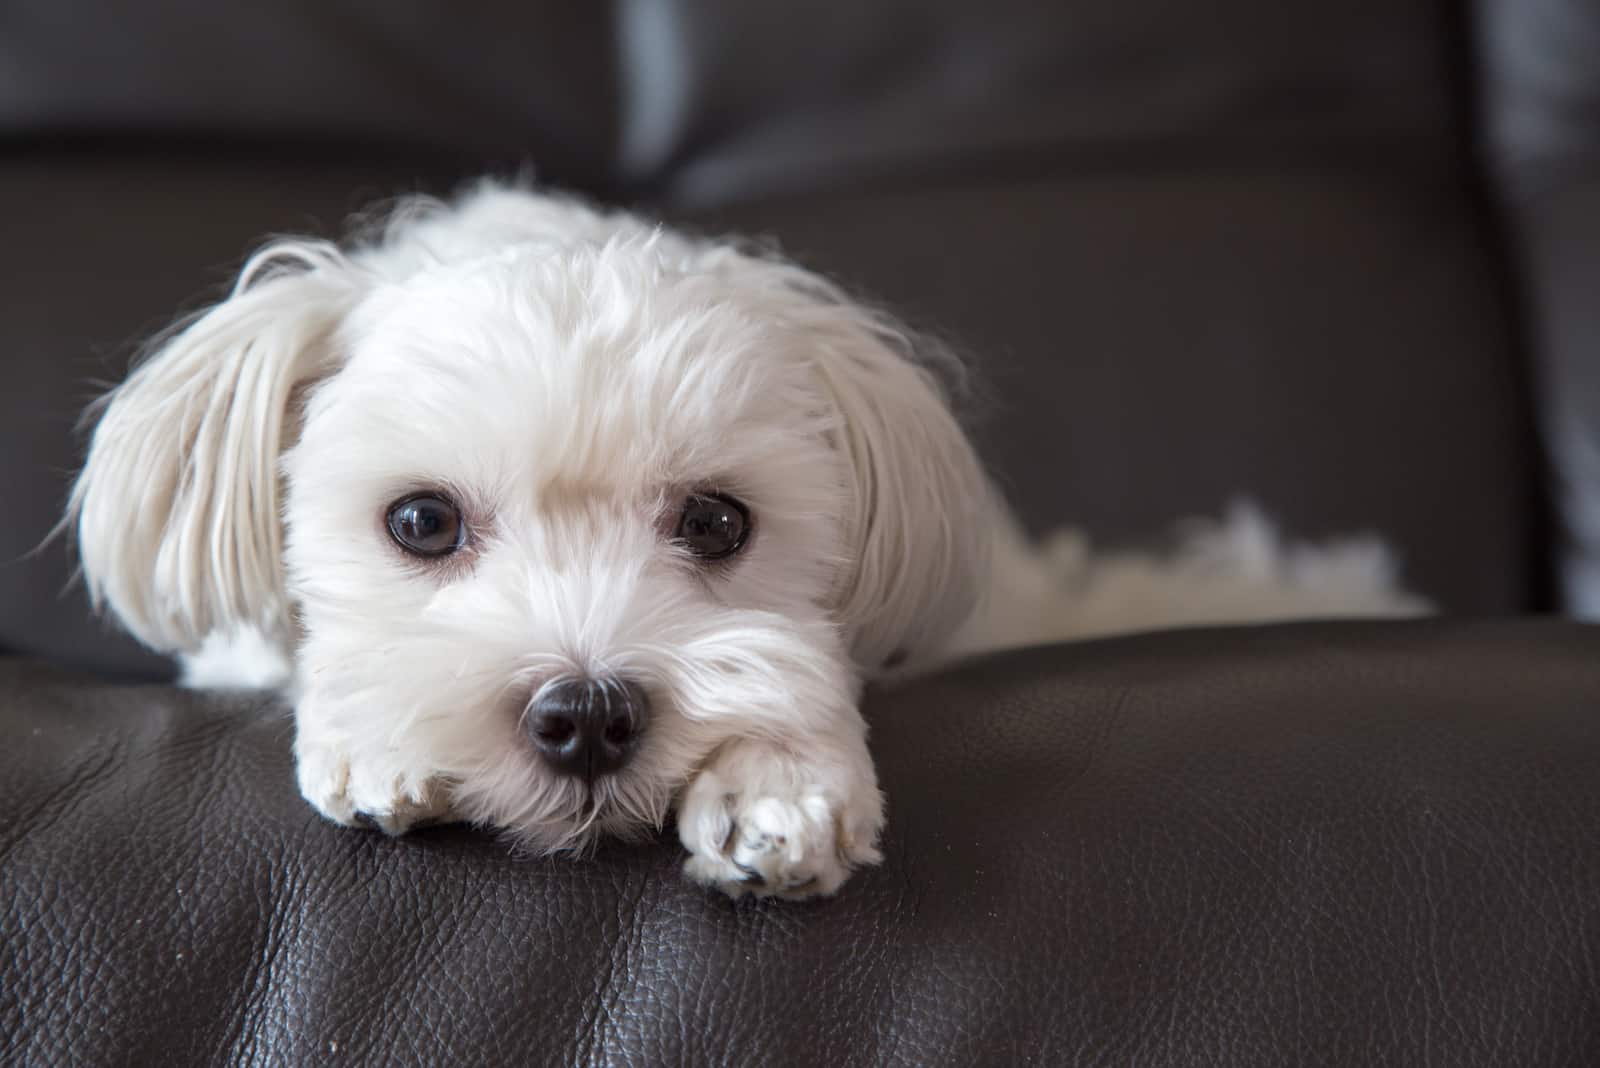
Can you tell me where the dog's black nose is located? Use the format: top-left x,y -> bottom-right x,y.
525,676 -> 649,780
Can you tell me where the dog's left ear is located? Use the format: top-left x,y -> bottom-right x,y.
698,247 -> 992,672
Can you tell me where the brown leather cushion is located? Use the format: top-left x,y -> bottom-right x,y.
4,618 -> 1598,1065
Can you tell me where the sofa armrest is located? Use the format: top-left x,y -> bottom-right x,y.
3,619 -> 1597,1065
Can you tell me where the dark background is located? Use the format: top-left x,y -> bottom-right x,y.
2,0 -> 1595,675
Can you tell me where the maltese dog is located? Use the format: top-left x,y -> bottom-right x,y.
69,182 -> 1424,898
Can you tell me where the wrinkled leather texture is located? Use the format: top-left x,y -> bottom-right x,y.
4,619 -> 1600,1066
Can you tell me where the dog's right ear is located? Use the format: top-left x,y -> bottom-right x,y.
69,241 -> 367,655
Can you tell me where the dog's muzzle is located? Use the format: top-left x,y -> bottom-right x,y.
525,676 -> 649,781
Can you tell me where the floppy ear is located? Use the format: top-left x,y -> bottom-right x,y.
698,248 -> 992,673
808,297 -> 992,673
70,241 -> 366,654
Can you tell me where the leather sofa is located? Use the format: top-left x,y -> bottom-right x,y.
4,3 -> 1598,1063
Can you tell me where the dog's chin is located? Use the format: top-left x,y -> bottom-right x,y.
452,755 -> 680,857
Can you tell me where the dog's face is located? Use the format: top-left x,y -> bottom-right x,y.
71,194 -> 989,852
285,246 -> 869,845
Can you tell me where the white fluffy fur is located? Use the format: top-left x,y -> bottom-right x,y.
69,182 -> 1426,899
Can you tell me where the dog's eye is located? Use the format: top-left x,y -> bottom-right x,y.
387,495 -> 464,557
674,493 -> 750,561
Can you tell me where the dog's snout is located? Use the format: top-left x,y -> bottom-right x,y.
526,676 -> 649,780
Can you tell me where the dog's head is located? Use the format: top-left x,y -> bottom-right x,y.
71,190 -> 988,848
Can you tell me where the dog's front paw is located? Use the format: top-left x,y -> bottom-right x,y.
295,737 -> 454,836
678,739 -> 884,900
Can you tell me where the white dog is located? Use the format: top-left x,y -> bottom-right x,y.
69,182 -> 1424,898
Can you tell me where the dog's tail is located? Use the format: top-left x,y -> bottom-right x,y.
941,498 -> 1431,661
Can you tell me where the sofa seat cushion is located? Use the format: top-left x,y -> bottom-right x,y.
4,618 -> 1598,1066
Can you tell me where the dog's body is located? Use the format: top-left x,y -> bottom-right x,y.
70,184 -> 1424,898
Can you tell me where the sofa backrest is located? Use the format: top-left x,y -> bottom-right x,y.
1478,0 -> 1600,618
1,1 -> 1486,201
0,0 -> 1570,675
